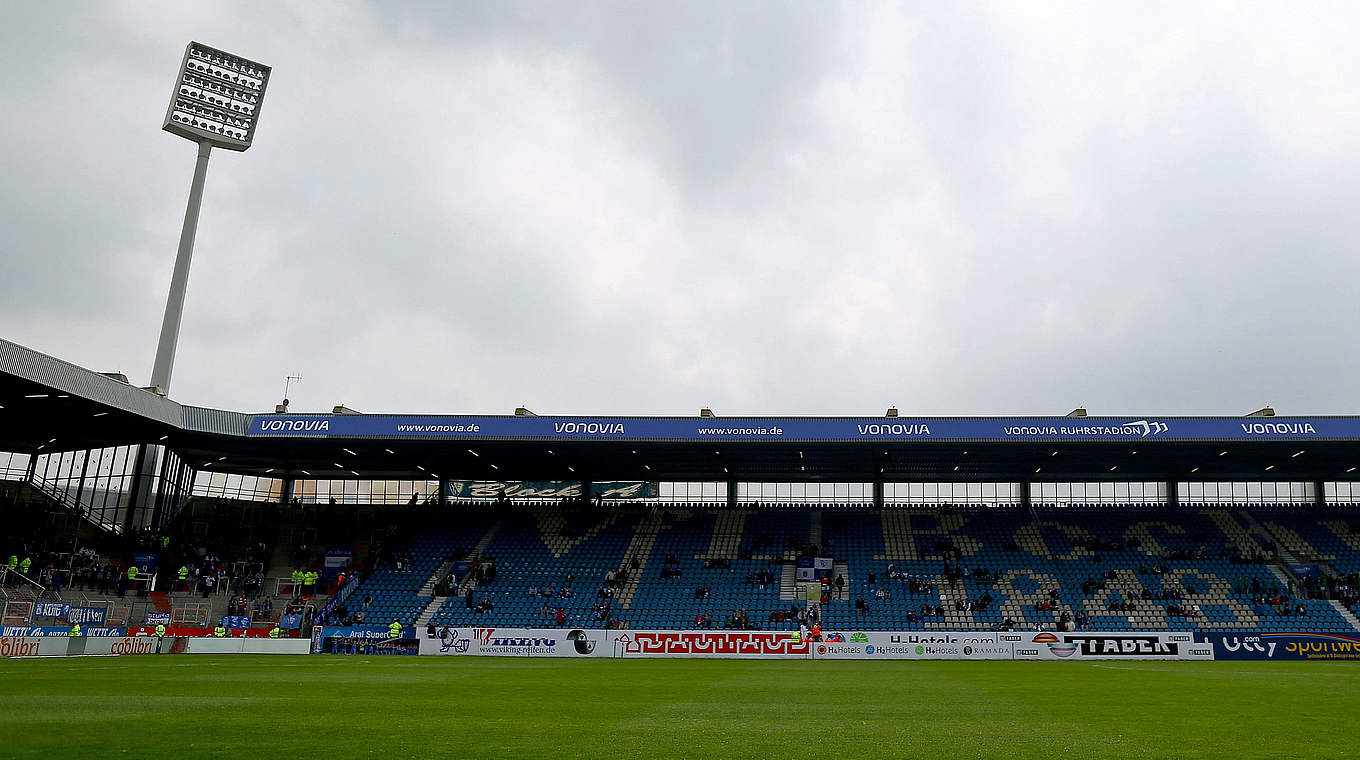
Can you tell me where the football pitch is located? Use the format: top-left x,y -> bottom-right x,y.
0,656 -> 1353,759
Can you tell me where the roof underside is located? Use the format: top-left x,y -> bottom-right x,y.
1,338 -> 1356,483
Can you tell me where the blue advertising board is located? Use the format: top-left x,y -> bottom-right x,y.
323,547 -> 354,568
1288,564 -> 1322,580
247,414 -> 1360,443
1204,632 -> 1360,660
315,574 -> 359,625
318,625 -> 418,655
319,625 -> 409,639
32,602 -> 65,618
131,553 -> 159,572
220,615 -> 252,630
30,604 -> 106,625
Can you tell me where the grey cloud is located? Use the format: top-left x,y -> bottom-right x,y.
1,2 -> 1358,418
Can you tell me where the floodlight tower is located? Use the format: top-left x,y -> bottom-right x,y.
150,41 -> 271,392
127,43 -> 270,536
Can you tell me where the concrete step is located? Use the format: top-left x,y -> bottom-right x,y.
418,559 -> 456,597
415,596 -> 444,627
617,512 -> 663,609
697,510 -> 747,560
1328,600 -> 1360,633
831,561 -> 850,601
1266,564 -> 1297,591
779,561 -> 797,600
455,521 -> 504,597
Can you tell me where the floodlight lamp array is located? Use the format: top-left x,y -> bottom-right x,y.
163,41 -> 271,151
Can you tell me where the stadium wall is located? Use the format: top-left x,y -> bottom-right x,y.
11,630 -> 1357,661
0,635 -> 308,657
412,628 -> 1217,660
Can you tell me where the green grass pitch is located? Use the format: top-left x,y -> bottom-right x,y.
0,656 -> 1354,759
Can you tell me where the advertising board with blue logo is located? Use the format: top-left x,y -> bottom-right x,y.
323,546 -> 354,574
30,604 -> 107,625
315,574 -> 359,625
32,603 -> 65,618
811,632 -> 1012,660
247,414 -> 1360,442
1287,565 -> 1322,580
315,625 -> 417,655
131,553 -> 160,572
1205,632 -> 1360,660
318,625 -> 406,639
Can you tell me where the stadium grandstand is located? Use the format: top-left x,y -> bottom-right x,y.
3,335 -> 1360,641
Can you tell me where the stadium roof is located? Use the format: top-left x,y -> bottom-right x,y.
1,338 -> 1357,483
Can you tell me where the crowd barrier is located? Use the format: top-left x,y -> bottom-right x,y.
410,628 -> 1220,660
10,629 -> 1360,661
1,635 -> 310,657
3,626 -> 126,637
167,638 -> 311,655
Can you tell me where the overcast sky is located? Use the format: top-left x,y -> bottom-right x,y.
2,2 -> 1358,418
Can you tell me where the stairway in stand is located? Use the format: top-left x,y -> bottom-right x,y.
1327,600 -> 1360,633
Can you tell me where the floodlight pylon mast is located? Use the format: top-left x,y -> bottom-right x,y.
150,140 -> 212,392
127,42 -> 270,535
